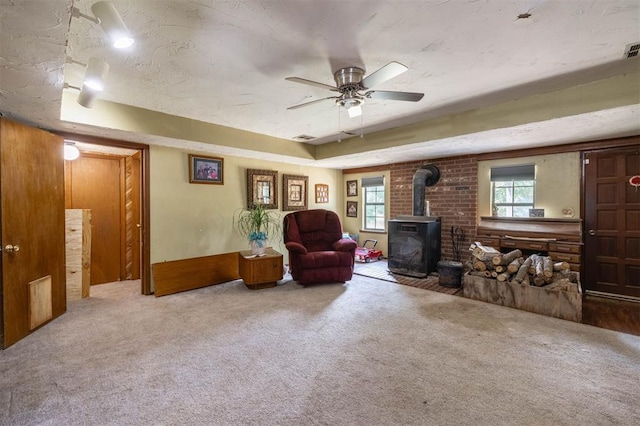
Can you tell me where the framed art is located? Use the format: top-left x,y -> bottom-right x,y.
315,184 -> 329,203
346,201 -> 358,217
283,174 -> 308,211
346,180 -> 358,197
247,169 -> 278,209
189,154 -> 223,184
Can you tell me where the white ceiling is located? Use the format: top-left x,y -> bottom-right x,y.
1,0 -> 639,168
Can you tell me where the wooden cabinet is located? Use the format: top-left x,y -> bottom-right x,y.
477,217 -> 583,273
238,248 -> 283,290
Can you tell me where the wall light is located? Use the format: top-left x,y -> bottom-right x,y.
64,142 -> 81,161
72,1 -> 134,49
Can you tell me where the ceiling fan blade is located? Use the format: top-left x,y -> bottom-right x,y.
365,90 -> 424,102
287,96 -> 338,110
361,61 -> 408,89
285,77 -> 338,92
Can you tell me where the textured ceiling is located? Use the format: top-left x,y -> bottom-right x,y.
1,0 -> 639,168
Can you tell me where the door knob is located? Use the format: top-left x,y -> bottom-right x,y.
588,230 -> 596,236
5,244 -> 20,252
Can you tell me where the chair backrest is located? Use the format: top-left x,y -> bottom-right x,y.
284,209 -> 343,252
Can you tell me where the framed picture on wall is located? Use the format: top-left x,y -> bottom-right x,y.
346,201 -> 358,217
315,184 -> 329,203
346,180 -> 358,197
189,154 -> 223,184
283,174 -> 308,211
247,169 -> 278,209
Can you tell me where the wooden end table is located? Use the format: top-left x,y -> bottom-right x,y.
238,248 -> 283,290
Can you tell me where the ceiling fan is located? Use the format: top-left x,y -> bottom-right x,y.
285,61 -> 424,118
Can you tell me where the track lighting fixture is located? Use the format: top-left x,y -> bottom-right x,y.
64,57 -> 109,108
72,1 -> 134,49
64,141 -> 80,161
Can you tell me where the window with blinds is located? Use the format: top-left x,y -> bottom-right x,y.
490,164 -> 535,217
362,176 -> 385,230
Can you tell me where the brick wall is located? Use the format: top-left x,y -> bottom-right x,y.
390,155 -> 478,262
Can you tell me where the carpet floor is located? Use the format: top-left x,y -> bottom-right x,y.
1,275 -> 638,425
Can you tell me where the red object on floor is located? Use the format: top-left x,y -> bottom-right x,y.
355,240 -> 384,263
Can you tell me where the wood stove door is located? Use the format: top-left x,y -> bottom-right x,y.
583,146 -> 640,298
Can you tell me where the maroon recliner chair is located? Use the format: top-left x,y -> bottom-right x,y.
283,209 -> 357,285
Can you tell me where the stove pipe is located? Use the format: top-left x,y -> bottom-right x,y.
412,164 -> 440,216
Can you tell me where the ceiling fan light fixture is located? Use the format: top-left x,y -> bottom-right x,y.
91,1 -> 135,49
347,104 -> 362,118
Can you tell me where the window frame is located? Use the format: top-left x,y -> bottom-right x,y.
362,184 -> 386,231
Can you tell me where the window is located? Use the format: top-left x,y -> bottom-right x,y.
362,176 -> 385,230
491,164 -> 535,218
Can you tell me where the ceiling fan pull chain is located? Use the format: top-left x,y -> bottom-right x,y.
338,106 -> 342,142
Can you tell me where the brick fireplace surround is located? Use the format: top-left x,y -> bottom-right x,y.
390,155 -> 478,263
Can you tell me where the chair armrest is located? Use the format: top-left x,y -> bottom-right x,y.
285,241 -> 308,255
333,238 -> 357,252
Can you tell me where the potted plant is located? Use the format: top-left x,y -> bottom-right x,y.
234,203 -> 281,256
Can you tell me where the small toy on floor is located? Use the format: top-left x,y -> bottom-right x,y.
355,239 -> 384,263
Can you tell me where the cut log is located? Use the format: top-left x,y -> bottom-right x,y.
533,276 -> 546,287
468,270 -> 488,278
543,256 -> 554,278
533,255 -> 545,278
552,270 -> 578,283
492,249 -> 522,266
553,261 -> 570,271
495,265 -> 505,273
490,271 -> 498,278
497,272 -> 510,282
472,242 -> 502,262
528,254 -> 540,275
473,261 -> 487,272
507,257 -> 524,274
513,256 -> 533,284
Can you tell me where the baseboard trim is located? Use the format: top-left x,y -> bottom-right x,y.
584,290 -> 640,303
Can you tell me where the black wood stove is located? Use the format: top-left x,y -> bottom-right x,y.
388,164 -> 442,278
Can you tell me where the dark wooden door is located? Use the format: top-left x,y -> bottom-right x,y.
584,146 -> 640,297
0,118 -> 66,348
66,154 -> 122,285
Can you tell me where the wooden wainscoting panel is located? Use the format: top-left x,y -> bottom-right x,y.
152,252 -> 240,297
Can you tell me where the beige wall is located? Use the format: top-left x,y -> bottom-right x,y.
150,146 -> 342,265
477,152 -> 581,219
342,170 -> 391,257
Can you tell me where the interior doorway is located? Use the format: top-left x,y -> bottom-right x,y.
57,132 -> 151,295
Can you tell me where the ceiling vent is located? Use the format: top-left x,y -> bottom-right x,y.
623,42 -> 640,58
293,134 -> 315,141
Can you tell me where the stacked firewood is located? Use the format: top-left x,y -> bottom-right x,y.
466,242 -> 579,292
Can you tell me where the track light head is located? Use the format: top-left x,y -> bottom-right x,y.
83,57 -> 109,91
91,1 -> 134,49
77,85 -> 99,108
